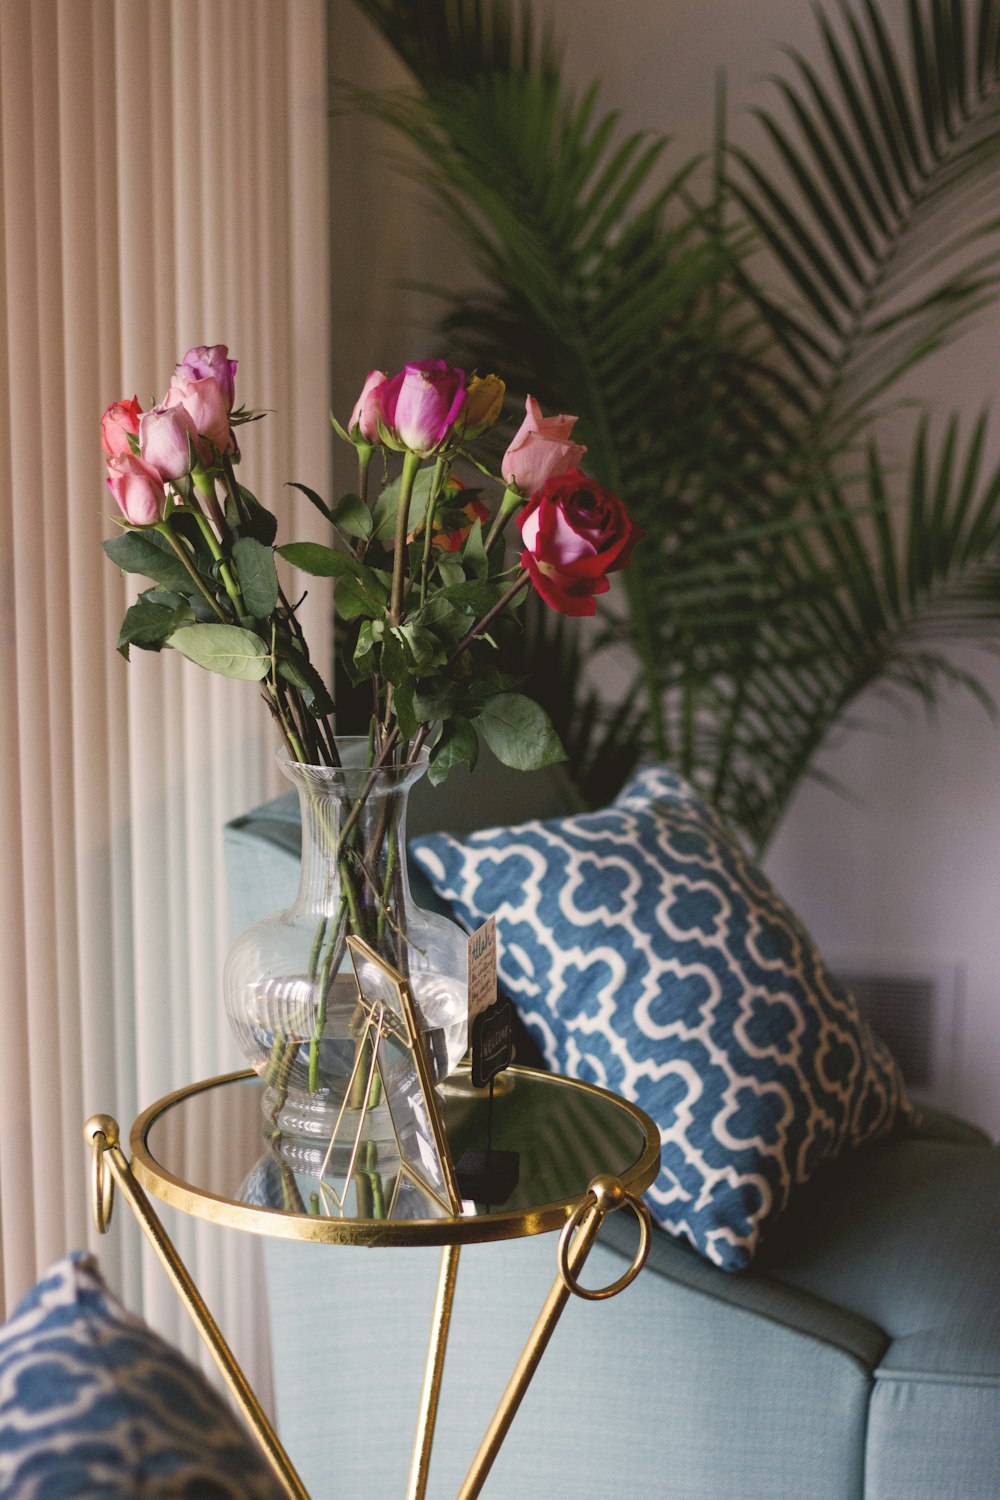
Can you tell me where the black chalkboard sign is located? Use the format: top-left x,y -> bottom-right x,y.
471,997 -> 514,1089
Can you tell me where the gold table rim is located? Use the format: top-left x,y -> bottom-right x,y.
129,1067 -> 661,1247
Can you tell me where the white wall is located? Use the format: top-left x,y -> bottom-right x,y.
333,0 -> 1000,1134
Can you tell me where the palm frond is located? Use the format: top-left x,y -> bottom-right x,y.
731,0 -> 1000,439
348,0 -> 1000,847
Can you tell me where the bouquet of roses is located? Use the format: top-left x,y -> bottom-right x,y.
102,348 -> 639,783
101,348 -> 639,1105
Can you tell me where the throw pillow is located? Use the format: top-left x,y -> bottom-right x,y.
0,1251 -> 284,1498
411,764 -> 910,1271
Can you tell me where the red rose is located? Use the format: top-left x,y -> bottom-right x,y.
518,469 -> 640,616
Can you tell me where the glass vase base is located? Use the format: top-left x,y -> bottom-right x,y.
260,1082 -> 399,1148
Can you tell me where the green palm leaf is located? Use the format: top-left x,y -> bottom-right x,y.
349,0 -> 1000,850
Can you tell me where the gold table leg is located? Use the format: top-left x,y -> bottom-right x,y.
407,1242 -> 461,1500
84,1115 -> 310,1500
457,1175 -> 651,1500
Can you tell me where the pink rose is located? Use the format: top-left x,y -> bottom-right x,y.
379,359 -> 467,456
518,469 -> 641,617
139,403 -> 203,481
501,395 -> 586,495
101,396 -> 142,459
349,369 -> 388,444
165,371 -> 232,454
176,344 -> 237,410
106,452 -> 167,526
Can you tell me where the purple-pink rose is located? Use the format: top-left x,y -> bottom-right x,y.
140,403 -> 203,481
165,371 -> 232,455
518,469 -> 640,617
501,395 -> 586,495
176,344 -> 237,411
106,452 -> 167,527
379,359 -> 467,457
349,370 -> 388,444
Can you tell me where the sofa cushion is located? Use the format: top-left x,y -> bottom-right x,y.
0,1251 -> 283,1499
411,763 -> 910,1270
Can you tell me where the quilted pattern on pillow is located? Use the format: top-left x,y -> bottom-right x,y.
411,764 -> 910,1271
0,1251 -> 283,1498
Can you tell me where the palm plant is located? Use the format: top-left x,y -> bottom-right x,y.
347,0 -> 1000,850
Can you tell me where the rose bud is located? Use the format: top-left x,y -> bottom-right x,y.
378,359 -> 467,456
165,370 -> 232,454
139,403 -> 203,481
518,468 -> 641,617
101,396 -> 142,459
349,369 -> 388,444
457,373 -> 505,439
501,395 -> 586,496
176,344 -> 238,410
106,451 -> 168,527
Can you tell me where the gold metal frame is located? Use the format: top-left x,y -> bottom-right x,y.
346,935 -> 464,1215
126,1068 -> 660,1247
86,1068 -> 660,1500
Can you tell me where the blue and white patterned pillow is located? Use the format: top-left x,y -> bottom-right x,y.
412,765 -> 910,1271
0,1251 -> 283,1498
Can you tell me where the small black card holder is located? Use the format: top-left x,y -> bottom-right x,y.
458,996 -> 520,1204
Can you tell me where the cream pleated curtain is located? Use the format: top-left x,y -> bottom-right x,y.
0,0 -> 331,1394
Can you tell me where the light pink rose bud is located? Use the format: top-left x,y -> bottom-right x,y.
139,403 -> 202,481
501,395 -> 586,495
101,396 -> 142,459
349,369 -> 388,444
106,452 -> 167,526
165,371 -> 232,454
379,359 -> 467,456
176,344 -> 237,410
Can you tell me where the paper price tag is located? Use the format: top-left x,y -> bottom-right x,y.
467,917 -> 497,1028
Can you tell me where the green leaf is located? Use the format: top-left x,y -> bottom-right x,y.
398,622 -> 442,670
336,579 -> 384,621
278,542 -> 388,619
103,531 -> 193,593
371,465 -> 435,542
393,677 -> 418,740
287,481 -> 335,525
428,716 -> 479,785
330,492 -> 374,541
116,598 -> 176,658
414,680 -> 461,721
478,692 -> 567,770
277,653 -> 335,716
237,486 -> 279,546
277,541 -> 352,576
167,624 -> 270,680
461,518 -> 489,579
232,537 -> 279,618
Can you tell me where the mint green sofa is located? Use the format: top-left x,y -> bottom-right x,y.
224,759 -> 1000,1500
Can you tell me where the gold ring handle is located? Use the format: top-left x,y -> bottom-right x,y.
83,1114 -> 119,1235
556,1174 -> 652,1301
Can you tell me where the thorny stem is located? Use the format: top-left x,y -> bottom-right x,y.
420,455 -> 450,608
390,450 -> 421,625
154,523 -> 228,621
190,509 -> 244,616
447,571 -> 530,664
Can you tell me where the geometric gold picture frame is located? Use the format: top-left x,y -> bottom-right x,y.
317,936 -> 463,1218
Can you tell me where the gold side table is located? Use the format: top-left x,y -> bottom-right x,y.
84,1066 -> 659,1500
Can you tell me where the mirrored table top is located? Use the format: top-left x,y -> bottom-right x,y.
130,1068 -> 660,1247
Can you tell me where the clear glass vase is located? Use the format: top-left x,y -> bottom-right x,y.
224,740 -> 469,1140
